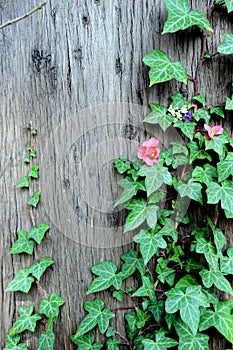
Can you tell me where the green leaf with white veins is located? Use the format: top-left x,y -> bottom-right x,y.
37,330 -> 55,350
220,247 -> 233,274
142,332 -> 178,350
124,198 -> 159,232
134,229 -> 167,265
4,335 -> 28,350
196,238 -> 218,270
192,109 -> 210,123
29,257 -> 54,281
217,152 -> 233,182
178,179 -> 203,204
28,165 -> 39,178
187,141 -> 212,162
114,177 -> 143,207
218,33 -> 233,54
199,300 -> 233,343
207,180 -> 233,212
213,228 -> 226,258
192,164 -> 217,186
200,268 -> 233,296
70,332 -> 103,350
9,306 -> 41,336
174,319 -> 209,350
132,275 -> 156,302
205,133 -> 228,157
87,261 -> 122,294
163,0 -> 212,34
143,104 -> 173,131
165,286 -> 208,335
16,176 -> 29,188
120,249 -> 145,279
39,292 -> 65,319
29,222 -> 50,244
28,191 -> 41,207
106,338 -> 120,350
225,94 -> 233,109
9,229 -> 35,255
174,121 -> 196,140
225,0 -> 233,12
140,164 -> 172,197
142,50 -> 187,85
73,298 -> 115,337
6,268 -> 34,293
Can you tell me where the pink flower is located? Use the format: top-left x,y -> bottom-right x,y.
137,138 -> 160,166
204,124 -> 223,139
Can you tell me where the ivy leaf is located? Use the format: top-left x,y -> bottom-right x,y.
135,307 -> 151,328
87,261 -> 122,294
170,93 -> 188,108
125,311 -> 138,340
205,133 -> 229,156
210,107 -> 224,118
112,290 -> 123,301
178,179 -> 203,204
120,249 -> 145,279
9,229 -> 35,255
73,298 -> 115,337
174,319 -> 209,350
6,268 -> 34,293
28,166 -> 39,179
37,330 -> 55,350
199,300 -> 233,343
218,33 -> 233,54
132,275 -> 156,302
196,238 -> 218,270
142,331 -> 178,350
225,94 -> 233,109
187,141 -> 212,162
220,247 -> 233,274
124,198 -> 159,232
134,229 -> 167,265
114,159 -> 130,174
28,191 -> 41,207
156,259 -> 176,286
70,332 -> 103,350
28,222 -> 50,244
192,164 -> 217,186
225,0 -> 233,12
213,228 -> 227,258
9,305 -> 41,336
200,268 -> 233,296
162,0 -> 212,34
29,257 -> 54,281
171,141 -> 189,156
143,104 -> 173,131
39,292 -> 65,319
207,180 -> 233,212
157,218 -> 178,242
16,176 -> 29,189
192,109 -> 210,123
114,177 -> 143,207
193,93 -> 206,107
142,49 -> 187,85
140,163 -> 172,196
106,338 -> 120,350
217,152 -> 233,182
174,121 -> 196,140
165,286 -> 208,335
148,300 -> 165,323
4,335 -> 28,350
22,154 -> 31,163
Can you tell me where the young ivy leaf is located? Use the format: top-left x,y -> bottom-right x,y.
174,319 -> 209,350
187,141 -> 212,163
143,104 -> 173,131
217,152 -> 233,182
39,292 -> 65,319
165,286 -> 208,336
106,338 -> 120,350
178,179 -> 203,204
72,298 -> 115,338
16,176 -> 29,189
37,330 -> 55,350
22,154 -> 31,163
192,164 -> 217,187
120,249 -> 145,279
6,268 -> 34,293
87,260 -> 122,294
9,229 -> 35,255
28,222 -> 50,244
114,177 -> 144,207
199,300 -> 233,343
200,268 -> 233,296
142,331 -> 178,350
70,332 -> 103,350
142,50 -> 187,86
139,163 -> 172,197
4,335 -> 28,350
193,93 -> 206,107
133,229 -> 167,265
132,275 -> 156,302
28,191 -> 41,207
162,0 -> 212,34
29,257 -> 54,281
8,305 -> 41,336
218,33 -> 233,54
28,165 -> 39,179
196,238 -> 218,270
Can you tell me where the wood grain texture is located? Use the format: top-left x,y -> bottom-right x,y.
0,0 -> 233,348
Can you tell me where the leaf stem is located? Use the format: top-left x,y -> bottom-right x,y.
0,2 -> 47,30
115,331 -> 132,349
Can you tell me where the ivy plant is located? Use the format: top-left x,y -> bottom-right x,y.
71,1 -> 233,350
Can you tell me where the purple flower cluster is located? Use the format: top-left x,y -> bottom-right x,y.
182,111 -> 192,122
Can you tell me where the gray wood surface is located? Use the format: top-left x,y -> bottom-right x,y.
0,0 -> 232,348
